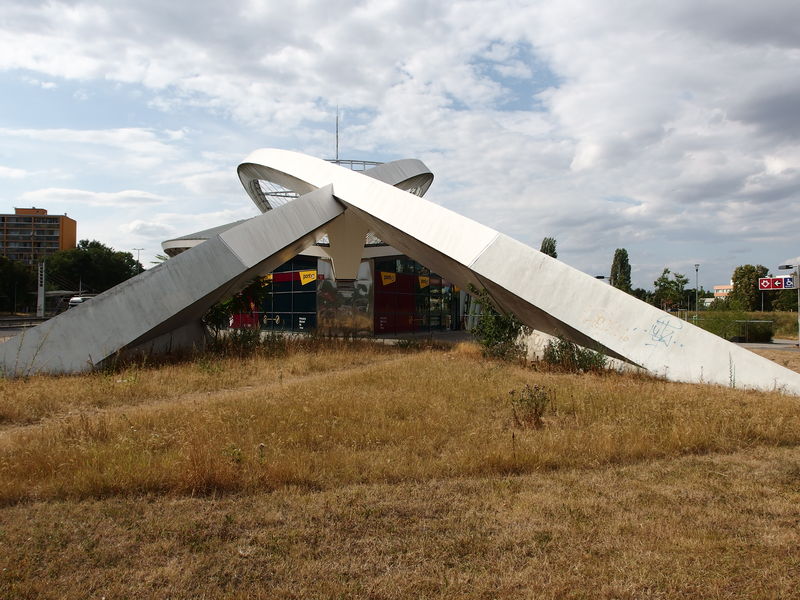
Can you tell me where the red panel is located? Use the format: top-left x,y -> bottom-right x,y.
375,313 -> 395,334
396,293 -> 414,313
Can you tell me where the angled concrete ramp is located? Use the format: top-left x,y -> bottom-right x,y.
0,186 -> 342,375
237,149 -> 800,395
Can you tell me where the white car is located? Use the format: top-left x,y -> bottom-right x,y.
68,296 -> 93,308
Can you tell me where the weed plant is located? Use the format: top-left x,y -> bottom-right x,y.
509,383 -> 552,429
541,336 -> 607,372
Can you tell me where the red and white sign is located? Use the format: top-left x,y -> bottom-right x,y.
758,276 -> 796,290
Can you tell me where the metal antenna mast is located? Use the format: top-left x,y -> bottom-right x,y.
335,106 -> 339,161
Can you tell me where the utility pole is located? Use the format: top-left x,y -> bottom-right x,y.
335,106 -> 339,161
694,263 -> 699,319
133,248 -> 144,273
778,263 -> 800,348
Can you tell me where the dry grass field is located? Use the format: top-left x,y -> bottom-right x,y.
2,339 -> 800,598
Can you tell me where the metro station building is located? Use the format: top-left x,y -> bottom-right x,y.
162,159 -> 468,336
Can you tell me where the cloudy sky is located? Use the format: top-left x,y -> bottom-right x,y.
1,0 -> 799,289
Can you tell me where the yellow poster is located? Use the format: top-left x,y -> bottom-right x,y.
418,275 -> 429,289
299,270 -> 317,285
381,272 -> 397,286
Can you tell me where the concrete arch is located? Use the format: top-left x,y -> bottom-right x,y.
236,149 -> 800,394
3,147 -> 800,396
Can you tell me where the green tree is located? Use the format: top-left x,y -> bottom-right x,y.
46,240 -> 142,293
652,268 -> 689,310
729,264 -> 769,311
609,248 -> 632,292
539,237 -> 557,258
774,285 -> 799,312
0,256 -> 36,313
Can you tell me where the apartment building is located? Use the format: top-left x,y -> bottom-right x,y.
0,207 -> 77,264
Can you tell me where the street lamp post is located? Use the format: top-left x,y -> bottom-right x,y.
694,263 -> 699,319
778,263 -> 800,348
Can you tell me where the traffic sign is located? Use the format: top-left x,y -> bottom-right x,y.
758,276 -> 797,290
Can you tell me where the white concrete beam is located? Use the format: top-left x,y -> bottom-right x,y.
0,186 -> 342,375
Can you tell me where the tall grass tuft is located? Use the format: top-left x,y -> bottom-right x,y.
541,336 -> 607,372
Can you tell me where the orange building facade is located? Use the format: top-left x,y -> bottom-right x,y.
0,207 -> 77,264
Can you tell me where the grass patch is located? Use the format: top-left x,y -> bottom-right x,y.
1,447 -> 799,598
3,349 -> 800,503
0,336 -> 405,428
2,342 -> 800,597
760,310 -> 797,338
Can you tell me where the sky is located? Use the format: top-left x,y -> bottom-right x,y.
1,0 -> 799,290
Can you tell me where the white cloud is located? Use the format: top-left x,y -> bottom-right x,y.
0,0 -> 798,287
21,75 -> 57,89
19,188 -> 170,208
122,220 -> 175,238
0,127 -> 178,154
0,165 -> 27,178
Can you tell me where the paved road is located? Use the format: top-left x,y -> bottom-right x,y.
740,338 -> 799,352
0,327 -> 30,342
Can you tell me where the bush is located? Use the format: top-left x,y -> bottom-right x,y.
542,336 -> 606,372
468,285 -> 530,360
209,327 -> 265,356
509,384 -> 552,429
769,311 -> 797,339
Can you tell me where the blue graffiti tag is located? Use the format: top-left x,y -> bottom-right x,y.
647,317 -> 683,348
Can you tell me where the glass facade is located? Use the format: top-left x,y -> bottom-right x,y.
317,259 -> 374,336
373,256 -> 460,334
260,256 -> 319,332
228,254 -> 463,336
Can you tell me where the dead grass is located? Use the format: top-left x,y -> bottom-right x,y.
2,342 -> 800,597
0,337 -> 402,428
1,446 -> 799,599
752,347 -> 800,372
2,350 -> 800,504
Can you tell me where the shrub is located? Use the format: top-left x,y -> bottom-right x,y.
542,336 -> 606,372
771,311 -> 798,339
468,285 -> 530,360
209,327 -> 264,356
509,384 -> 552,429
